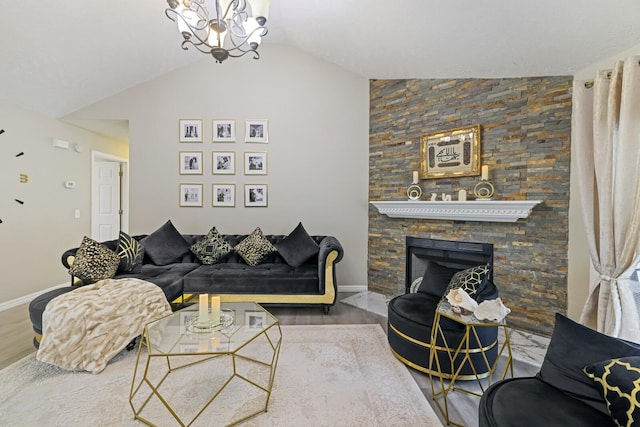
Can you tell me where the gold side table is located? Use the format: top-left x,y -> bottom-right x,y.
428,300 -> 513,426
129,302 -> 282,427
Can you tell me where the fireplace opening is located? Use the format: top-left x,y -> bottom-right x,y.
405,236 -> 494,292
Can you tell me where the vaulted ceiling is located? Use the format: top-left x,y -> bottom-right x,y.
1,0 -> 640,119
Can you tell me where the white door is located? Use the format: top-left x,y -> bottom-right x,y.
92,161 -> 121,241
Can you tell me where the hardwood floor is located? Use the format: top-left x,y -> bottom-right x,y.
0,293 -> 538,426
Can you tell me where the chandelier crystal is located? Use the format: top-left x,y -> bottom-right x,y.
165,0 -> 271,63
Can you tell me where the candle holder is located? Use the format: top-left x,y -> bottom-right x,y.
473,180 -> 495,200
407,184 -> 422,201
186,309 -> 235,333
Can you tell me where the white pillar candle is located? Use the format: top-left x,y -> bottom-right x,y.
458,189 -> 467,201
211,295 -> 221,325
412,171 -> 419,184
199,293 -> 208,324
481,165 -> 489,181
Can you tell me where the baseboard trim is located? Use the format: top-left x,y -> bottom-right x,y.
338,285 -> 368,293
0,283 -> 69,312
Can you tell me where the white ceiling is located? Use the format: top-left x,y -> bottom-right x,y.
1,0 -> 640,121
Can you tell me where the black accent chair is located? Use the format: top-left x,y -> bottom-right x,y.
479,313 -> 640,427
388,237 -> 499,378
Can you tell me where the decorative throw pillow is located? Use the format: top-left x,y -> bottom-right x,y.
583,356 -> 640,427
69,236 -> 120,284
190,227 -> 233,265
116,231 -> 145,273
234,227 -> 277,266
443,263 -> 491,298
416,260 -> 461,297
140,220 -> 190,266
538,314 -> 640,417
275,222 -> 320,267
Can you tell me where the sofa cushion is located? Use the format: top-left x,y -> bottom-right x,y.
537,313 -> 640,416
583,356 -> 640,427
140,220 -> 190,266
69,236 -> 120,284
480,377 -> 617,427
116,231 -> 145,274
275,222 -> 320,267
416,260 -> 460,297
443,263 -> 491,298
190,227 -> 233,265
234,227 -> 277,266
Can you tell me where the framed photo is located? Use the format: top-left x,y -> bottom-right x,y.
212,151 -> 235,175
179,183 -> 203,207
179,119 -> 203,143
244,152 -> 267,175
245,119 -> 269,143
179,151 -> 203,175
244,184 -> 267,207
245,311 -> 267,330
420,125 -> 481,179
212,119 -> 235,142
212,184 -> 235,207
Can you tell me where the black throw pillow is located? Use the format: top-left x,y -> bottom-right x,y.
275,222 -> 320,267
583,356 -> 640,427
116,231 -> 145,273
416,260 -> 460,297
537,313 -> 640,416
140,220 -> 190,266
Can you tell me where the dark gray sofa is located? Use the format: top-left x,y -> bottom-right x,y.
60,232 -> 343,311
29,223 -> 343,348
479,313 -> 640,427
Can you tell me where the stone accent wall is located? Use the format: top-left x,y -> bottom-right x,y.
369,77 -> 572,335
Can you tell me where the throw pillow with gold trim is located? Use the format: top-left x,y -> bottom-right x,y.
69,236 -> 120,284
116,231 -> 145,273
234,227 -> 277,266
191,227 -> 233,265
443,263 -> 491,298
583,356 -> 640,427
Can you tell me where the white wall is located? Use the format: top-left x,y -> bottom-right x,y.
0,102 -> 128,304
66,44 -> 370,289
567,43 -> 640,320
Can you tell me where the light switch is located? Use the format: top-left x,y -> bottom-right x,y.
74,209 -> 80,219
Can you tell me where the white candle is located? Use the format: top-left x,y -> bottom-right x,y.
199,293 -> 208,324
412,171 -> 419,184
458,189 -> 467,201
211,295 -> 221,325
481,165 -> 489,181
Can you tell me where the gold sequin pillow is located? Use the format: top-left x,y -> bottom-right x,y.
583,356 -> 640,427
234,227 -> 276,266
69,236 -> 120,284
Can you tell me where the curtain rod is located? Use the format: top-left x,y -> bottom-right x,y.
584,59 -> 640,88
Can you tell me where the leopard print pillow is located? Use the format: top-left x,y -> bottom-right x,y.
234,227 -> 276,266
69,236 -> 120,284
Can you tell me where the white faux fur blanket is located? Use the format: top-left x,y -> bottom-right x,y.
36,278 -> 172,374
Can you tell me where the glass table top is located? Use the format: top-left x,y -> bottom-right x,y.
143,302 -> 279,355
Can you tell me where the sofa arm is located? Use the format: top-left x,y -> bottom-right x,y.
61,248 -> 78,270
317,236 -> 344,298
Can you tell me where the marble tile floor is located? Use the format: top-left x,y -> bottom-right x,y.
341,291 -> 550,366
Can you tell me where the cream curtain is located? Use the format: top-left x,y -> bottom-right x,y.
573,56 -> 640,340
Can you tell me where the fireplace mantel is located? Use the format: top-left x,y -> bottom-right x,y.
370,200 -> 542,223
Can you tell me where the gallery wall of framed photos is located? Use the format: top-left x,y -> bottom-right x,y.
178,118 -> 270,208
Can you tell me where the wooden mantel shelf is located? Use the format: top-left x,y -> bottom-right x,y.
370,200 -> 543,223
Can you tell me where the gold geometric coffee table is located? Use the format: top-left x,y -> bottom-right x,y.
129,302 -> 282,427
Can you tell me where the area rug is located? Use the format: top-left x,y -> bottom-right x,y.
0,324 -> 441,426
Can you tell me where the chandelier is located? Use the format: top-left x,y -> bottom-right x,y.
165,0 -> 271,63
